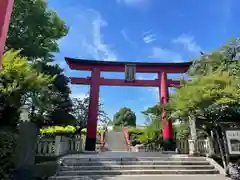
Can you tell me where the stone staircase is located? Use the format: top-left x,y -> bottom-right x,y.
105,131 -> 128,151
49,154 -> 222,179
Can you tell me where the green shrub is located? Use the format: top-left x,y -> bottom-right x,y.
81,128 -> 105,134
40,126 -> 105,136
40,125 -> 76,135
174,123 -> 190,140
0,129 -> 16,180
127,128 -> 145,146
136,120 -> 162,145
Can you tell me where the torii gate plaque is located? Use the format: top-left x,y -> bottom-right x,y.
125,64 -> 136,82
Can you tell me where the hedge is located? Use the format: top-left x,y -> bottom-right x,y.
40,126 -> 105,135
127,128 -> 145,146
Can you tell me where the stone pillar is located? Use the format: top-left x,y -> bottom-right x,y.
206,137 -> 215,157
85,68 -> 100,151
189,116 -> 197,155
188,139 -> 195,155
54,136 -> 61,156
159,72 -> 174,151
0,0 -> 14,65
13,122 -> 39,180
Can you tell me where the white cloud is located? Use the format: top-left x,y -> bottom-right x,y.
121,29 -> 136,46
117,0 -> 151,9
70,92 -> 104,105
149,47 -> 183,62
70,92 -> 87,99
143,30 -> 156,44
172,34 -> 201,54
58,8 -> 117,61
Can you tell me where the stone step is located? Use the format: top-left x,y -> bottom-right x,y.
62,160 -> 211,166
57,169 -> 219,176
105,131 -> 128,151
61,157 -> 207,162
49,175 -> 227,180
59,164 -> 215,171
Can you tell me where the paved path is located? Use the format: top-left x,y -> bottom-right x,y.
62,151 -> 188,159
58,175 -> 230,180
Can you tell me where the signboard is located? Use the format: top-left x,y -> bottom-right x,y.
225,130 -> 240,155
125,64 -> 136,81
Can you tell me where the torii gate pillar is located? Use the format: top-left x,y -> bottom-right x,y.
85,68 -> 100,151
159,72 -> 175,151
0,0 -> 14,66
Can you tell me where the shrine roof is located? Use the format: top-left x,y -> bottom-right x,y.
65,57 -> 193,73
65,57 -> 192,67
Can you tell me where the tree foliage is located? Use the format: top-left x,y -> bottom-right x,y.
174,122 -> 190,139
6,0 -> 68,61
71,96 -> 108,134
137,119 -> 162,145
0,50 -> 54,126
142,38 -> 240,140
169,37 -> 240,130
113,107 -> 136,128
5,0 -> 72,126
189,38 -> 240,77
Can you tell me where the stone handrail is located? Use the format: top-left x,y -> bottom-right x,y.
133,138 -> 215,156
36,137 -> 55,156
36,135 -> 83,156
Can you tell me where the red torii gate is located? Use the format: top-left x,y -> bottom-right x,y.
0,2 -> 192,151
0,0 -> 14,66
65,57 -> 192,151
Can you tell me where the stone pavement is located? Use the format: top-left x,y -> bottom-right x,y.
52,152 -> 227,180
55,175 -> 230,180
62,151 -> 190,159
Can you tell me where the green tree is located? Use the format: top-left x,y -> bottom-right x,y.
6,0 -> 72,125
0,50 -> 54,179
0,50 -> 54,126
137,119 -> 162,145
141,38 -> 240,144
142,104 -> 173,123
113,107 -> 136,128
71,96 -> 108,134
174,122 -> 190,140
169,71 -> 240,133
189,38 -> 240,77
37,63 -> 73,126
6,0 -> 68,61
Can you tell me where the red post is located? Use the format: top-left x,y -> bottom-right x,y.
159,72 -> 174,150
0,0 -> 14,67
85,68 -> 100,151
100,132 -> 105,151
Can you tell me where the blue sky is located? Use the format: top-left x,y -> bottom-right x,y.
48,0 -> 239,125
